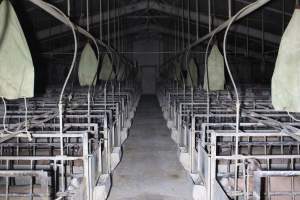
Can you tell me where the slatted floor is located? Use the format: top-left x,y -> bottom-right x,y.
108,95 -> 193,200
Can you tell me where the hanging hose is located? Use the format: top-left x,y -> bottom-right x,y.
1,97 -> 32,141
28,0 -> 78,103
223,2 -> 259,134
223,2 -> 260,198
27,1 -> 78,193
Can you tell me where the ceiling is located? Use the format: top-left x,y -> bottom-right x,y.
10,0 -> 297,62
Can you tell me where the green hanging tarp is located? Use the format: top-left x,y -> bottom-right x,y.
186,58 -> 198,87
173,61 -> 181,81
117,64 -> 125,81
99,54 -> 115,81
167,64 -> 174,79
161,65 -> 172,80
0,0 -> 34,99
203,45 -> 225,91
272,9 -> 300,112
137,63 -> 142,81
78,43 -> 98,86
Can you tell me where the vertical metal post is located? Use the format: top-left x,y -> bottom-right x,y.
197,137 -> 201,173
246,16 -> 249,57
210,133 -> 217,200
177,0 -> 180,51
58,102 -> 65,192
177,104 -> 182,146
100,0 -> 102,40
82,133 -> 90,200
118,81 -> 121,144
114,0 -> 117,48
120,2 -> 123,52
228,0 -> 232,17
261,9 -> 265,59
87,0 -> 90,32
253,172 -> 262,200
108,0 -> 110,46
174,0 -> 177,52
282,0 -> 285,34
190,115 -> 195,173
67,0 -> 70,17
112,83 -> 115,146
188,0 -> 191,46
97,134 -> 103,173
181,0 -> 185,48
196,0 -> 199,39
117,0 -> 120,51
88,92 -> 91,132
5,161 -> 8,200
208,0 -> 212,32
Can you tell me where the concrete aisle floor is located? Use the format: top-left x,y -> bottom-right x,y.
108,95 -> 193,200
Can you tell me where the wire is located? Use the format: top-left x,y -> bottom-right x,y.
1,97 -> 32,141
28,0 -> 78,104
223,2 -> 259,199
223,2 -> 259,134
29,0 -> 114,112
29,3 -> 78,192
41,2 -> 78,104
185,50 -> 193,87
100,53 -> 117,98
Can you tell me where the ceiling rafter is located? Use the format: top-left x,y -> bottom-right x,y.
44,24 -> 275,63
35,0 -> 281,46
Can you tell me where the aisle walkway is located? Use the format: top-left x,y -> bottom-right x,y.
108,95 -> 193,200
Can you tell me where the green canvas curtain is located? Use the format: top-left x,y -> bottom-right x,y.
137,66 -> 142,81
78,43 -> 98,86
186,58 -> 198,87
203,45 -> 225,91
99,54 -> 115,81
0,0 -> 34,99
272,9 -> 300,112
173,61 -> 181,81
117,64 -> 126,81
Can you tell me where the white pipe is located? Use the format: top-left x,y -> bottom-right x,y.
114,0 -> 117,48
181,0 -> 185,48
100,0 -> 102,40
177,0 -> 180,51
208,0 -> 211,32
117,0 -> 120,50
87,0 -> 89,32
188,0 -> 191,45
67,0 -> 70,16
19,9 -> 76,191
261,9 -> 264,57
196,0 -> 199,39
108,0 -> 110,47
223,2 -> 263,198
228,0 -> 232,17
27,1 -> 102,195
282,0 -> 285,34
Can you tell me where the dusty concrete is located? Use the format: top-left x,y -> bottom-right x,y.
108,95 -> 193,200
